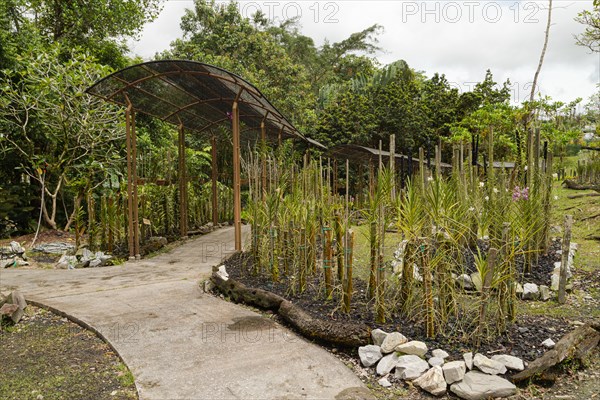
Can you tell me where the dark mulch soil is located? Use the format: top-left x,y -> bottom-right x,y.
462,237 -> 563,288
0,306 -> 137,400
224,251 -> 571,368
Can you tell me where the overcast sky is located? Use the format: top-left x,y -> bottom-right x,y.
127,0 -> 600,109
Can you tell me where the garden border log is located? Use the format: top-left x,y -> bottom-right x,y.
562,179 -> 600,192
278,300 -> 371,347
511,322 -> 600,383
211,273 -> 285,311
210,272 -> 371,347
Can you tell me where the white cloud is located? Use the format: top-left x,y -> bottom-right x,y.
127,0 -> 600,103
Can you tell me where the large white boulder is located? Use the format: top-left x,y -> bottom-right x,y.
442,360 -> 466,384
376,352 -> 400,376
380,332 -> 408,353
394,354 -> 430,380
358,345 -> 383,367
371,328 -> 388,347
413,366 -> 447,396
395,340 -> 428,357
450,371 -> 517,400
491,354 -> 524,371
473,353 -> 507,375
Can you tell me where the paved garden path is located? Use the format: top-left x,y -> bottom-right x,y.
0,227 -> 373,400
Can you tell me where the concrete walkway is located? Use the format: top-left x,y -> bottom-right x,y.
0,227 -> 373,400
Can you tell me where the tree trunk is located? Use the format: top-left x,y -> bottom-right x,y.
529,0 -> 553,104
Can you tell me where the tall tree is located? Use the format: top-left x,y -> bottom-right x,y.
575,0 -> 600,52
0,44 -> 123,230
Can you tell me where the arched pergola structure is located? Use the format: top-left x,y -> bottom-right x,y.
87,60 -> 324,259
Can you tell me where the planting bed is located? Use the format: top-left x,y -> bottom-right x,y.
223,252 -> 571,366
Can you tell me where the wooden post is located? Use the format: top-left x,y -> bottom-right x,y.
125,103 -> 134,260
390,134 -> 396,200
261,121 -> 267,200
420,237 -> 435,337
333,159 -> 338,196
335,213 -> 344,282
211,135 -> 218,226
343,230 -> 354,313
435,143 -> 441,181
368,160 -> 374,197
345,158 -> 349,219
178,124 -> 188,239
419,147 -> 426,189
488,126 -> 494,191
232,101 -> 242,251
357,163 -> 363,207
558,215 -> 573,304
323,227 -> 333,299
132,110 -> 140,259
477,247 -> 497,346
376,253 -> 385,324
368,221 -> 377,300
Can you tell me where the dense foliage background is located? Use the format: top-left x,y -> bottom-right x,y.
0,0 -> 598,238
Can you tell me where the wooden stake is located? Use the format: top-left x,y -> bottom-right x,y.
343,230 -> 354,313
368,221 -> 377,300
335,213 -> 344,282
390,134 -> 396,200
558,215 -> 573,304
324,227 -> 333,299
477,247 -> 497,345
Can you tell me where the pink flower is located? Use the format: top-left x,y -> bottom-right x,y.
512,186 -> 529,201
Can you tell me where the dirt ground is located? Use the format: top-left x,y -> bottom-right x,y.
0,306 -> 138,400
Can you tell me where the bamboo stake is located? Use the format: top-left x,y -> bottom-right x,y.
477,247 -> 497,345
323,227 -> 333,299
335,213 -> 344,282
390,134 -> 396,200
368,221 -> 377,300
419,238 -> 434,337
558,215 -> 573,304
419,147 -> 426,189
376,253 -> 385,324
343,230 -> 355,313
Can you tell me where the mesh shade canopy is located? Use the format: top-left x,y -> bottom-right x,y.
86,60 -> 324,147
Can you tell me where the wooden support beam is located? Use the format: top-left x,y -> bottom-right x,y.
178,124 -> 188,238
389,134 -> 396,200
211,135 -> 218,226
333,159 -> 338,195
132,110 -> 140,259
232,101 -> 242,251
125,104 -> 134,260
261,121 -> 267,200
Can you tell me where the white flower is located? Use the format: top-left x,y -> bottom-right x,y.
484,196 -> 489,201
493,188 -> 499,194
524,166 -> 528,171
554,195 -> 558,200
552,173 -> 558,179
427,176 -> 434,182
468,207 -> 475,212
479,182 -> 485,188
